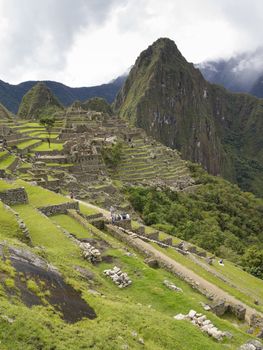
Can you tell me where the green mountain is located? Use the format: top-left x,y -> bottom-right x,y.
76,97 -> 113,115
18,82 -> 64,119
114,38 -> 263,197
0,76 -> 126,113
0,103 -> 13,119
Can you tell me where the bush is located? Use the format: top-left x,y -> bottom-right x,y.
102,142 -> 123,168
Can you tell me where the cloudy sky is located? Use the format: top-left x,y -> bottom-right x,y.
0,0 -> 262,86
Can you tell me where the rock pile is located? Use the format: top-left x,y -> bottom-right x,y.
103,266 -> 132,288
80,242 -> 102,263
174,309 -> 231,341
163,279 -> 182,292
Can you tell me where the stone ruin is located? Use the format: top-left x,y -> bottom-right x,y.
79,242 -> 102,263
174,309 -> 232,341
64,136 -> 99,164
103,266 -> 132,288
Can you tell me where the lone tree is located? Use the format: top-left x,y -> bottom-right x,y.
40,116 -> 55,149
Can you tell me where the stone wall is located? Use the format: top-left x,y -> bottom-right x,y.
0,187 -> 28,206
39,201 -> 79,216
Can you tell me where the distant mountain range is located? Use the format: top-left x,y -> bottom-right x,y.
0,76 -> 126,113
197,47 -> 263,98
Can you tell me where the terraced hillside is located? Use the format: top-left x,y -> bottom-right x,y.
0,177 -> 262,350
0,107 -> 193,210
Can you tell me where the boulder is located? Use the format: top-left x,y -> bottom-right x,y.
211,300 -> 228,316
188,310 -> 197,319
230,304 -> 246,320
174,314 -> 186,320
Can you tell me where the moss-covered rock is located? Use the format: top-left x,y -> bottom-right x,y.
114,38 -> 263,196
18,82 -> 63,119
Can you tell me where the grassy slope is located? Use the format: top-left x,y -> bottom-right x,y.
0,181 -> 254,349
151,243 -> 263,313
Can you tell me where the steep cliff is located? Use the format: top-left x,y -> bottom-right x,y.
18,82 -> 63,119
114,38 -> 263,196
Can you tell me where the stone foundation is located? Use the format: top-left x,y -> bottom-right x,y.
0,187 -> 28,206
39,201 -> 79,216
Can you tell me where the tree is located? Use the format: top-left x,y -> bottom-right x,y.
40,116 -> 55,149
242,246 -> 263,279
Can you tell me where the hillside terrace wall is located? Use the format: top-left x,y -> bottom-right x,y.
0,187 -> 28,206
39,201 -> 79,216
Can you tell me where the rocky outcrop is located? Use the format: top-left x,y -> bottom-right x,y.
114,38 -> 263,196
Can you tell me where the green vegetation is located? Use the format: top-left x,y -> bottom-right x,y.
81,97 -> 113,115
33,142 -> 64,151
0,202 -> 22,241
40,116 -> 55,148
126,167 -> 263,278
16,139 -> 40,150
114,37 -> 263,196
0,155 -> 16,169
0,178 -> 259,349
79,203 -> 100,216
102,141 -> 123,168
18,82 -> 63,119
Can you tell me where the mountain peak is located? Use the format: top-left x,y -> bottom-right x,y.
18,81 -> 63,119
114,38 -> 263,196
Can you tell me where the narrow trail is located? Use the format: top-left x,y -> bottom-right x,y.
76,198 -> 263,322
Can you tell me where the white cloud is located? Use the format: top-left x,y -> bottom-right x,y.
0,0 -> 262,86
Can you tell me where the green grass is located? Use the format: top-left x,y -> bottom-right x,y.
0,155 -> 16,169
0,192 -> 254,350
29,132 -> 59,139
0,150 -> 8,159
16,139 -> 40,150
33,142 -> 64,151
0,178 -> 71,207
151,242 -> 263,313
79,203 -> 100,216
51,214 -> 93,239
0,202 -> 22,241
46,163 -> 73,167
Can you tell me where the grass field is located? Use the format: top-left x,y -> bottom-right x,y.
33,142 -> 64,151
